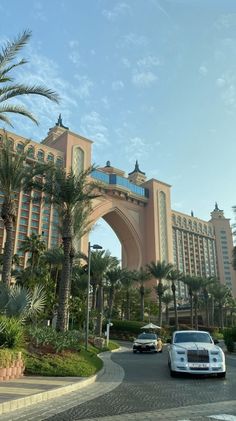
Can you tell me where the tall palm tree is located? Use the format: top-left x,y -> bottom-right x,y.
201,277 -> 216,327
105,267 -> 122,320
120,269 -> 137,321
90,250 -> 119,336
147,261 -> 173,326
213,283 -> 232,328
134,267 -> 151,321
167,269 -> 182,330
0,136 -> 38,285
183,276 -> 204,329
162,292 -> 173,324
36,165 -> 99,332
0,30 -> 59,127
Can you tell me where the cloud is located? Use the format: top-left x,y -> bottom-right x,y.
121,58 -> 131,68
33,1 -> 47,22
216,78 -> 226,87
215,14 -> 236,30
112,80 -> 124,90
132,71 -> 157,87
125,137 -> 148,163
137,55 -> 161,68
199,65 -> 208,76
74,75 -> 94,99
216,73 -> 236,109
150,0 -> 170,18
118,33 -> 149,48
80,111 -> 110,147
68,40 -> 81,66
102,3 -> 131,21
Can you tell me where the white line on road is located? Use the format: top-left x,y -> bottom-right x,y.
208,415 -> 236,420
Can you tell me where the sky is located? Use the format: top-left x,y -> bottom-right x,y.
1,0 -> 236,259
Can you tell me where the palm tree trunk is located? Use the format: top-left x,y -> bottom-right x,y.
125,290 -> 130,320
91,283 -> 97,310
140,285 -> 145,321
95,283 -> 103,336
108,287 -> 115,319
194,295 -> 198,330
172,282 -> 179,330
211,296 -> 215,326
165,305 -> 169,324
158,295 -> 162,326
2,217 -> 14,286
190,293 -> 193,329
205,296 -> 209,327
56,237 -> 71,332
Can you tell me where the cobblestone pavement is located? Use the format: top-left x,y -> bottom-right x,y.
1,345 -> 236,421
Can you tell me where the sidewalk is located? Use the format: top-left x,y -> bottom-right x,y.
0,349 -> 125,417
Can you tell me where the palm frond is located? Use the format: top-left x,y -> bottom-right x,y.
0,30 -> 31,70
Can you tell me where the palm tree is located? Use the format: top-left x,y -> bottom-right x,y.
162,292 -> 172,324
36,165 -> 99,332
0,136 -> 39,285
213,283 -> 232,328
105,267 -> 122,320
120,269 -> 137,321
0,283 -> 46,322
0,30 -> 59,127
167,269 -> 182,330
19,233 -> 46,273
90,250 -> 119,336
134,267 -> 151,321
147,261 -> 173,326
201,277 -> 216,327
183,276 -> 204,329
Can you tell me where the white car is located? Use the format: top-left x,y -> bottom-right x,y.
168,330 -> 226,378
133,333 -> 162,353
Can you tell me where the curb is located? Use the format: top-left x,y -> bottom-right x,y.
0,364 -> 105,416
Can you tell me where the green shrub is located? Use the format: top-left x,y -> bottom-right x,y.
0,349 -> 22,367
223,327 -> 236,352
0,316 -> 24,349
24,349 -> 102,377
26,327 -> 81,353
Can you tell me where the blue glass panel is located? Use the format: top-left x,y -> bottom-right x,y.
91,170 -> 149,198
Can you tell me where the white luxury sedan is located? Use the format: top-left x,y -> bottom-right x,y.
167,330 -> 226,378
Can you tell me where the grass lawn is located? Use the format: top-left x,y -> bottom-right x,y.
24,340 -> 119,377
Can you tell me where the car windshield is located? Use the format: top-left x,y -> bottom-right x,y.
174,332 -> 212,344
137,333 -> 157,340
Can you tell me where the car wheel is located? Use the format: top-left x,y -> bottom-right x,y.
133,350 -> 137,353
170,369 -> 177,377
154,351 -> 158,353
217,372 -> 226,378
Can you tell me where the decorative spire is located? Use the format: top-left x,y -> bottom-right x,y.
106,160 -> 111,167
128,160 -> 146,176
191,210 -> 194,217
56,114 -> 69,130
215,202 -> 219,211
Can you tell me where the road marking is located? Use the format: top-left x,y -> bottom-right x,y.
208,415 -> 236,420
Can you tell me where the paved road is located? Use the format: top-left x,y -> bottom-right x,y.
2,344 -> 236,420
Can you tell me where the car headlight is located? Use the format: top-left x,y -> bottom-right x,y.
133,342 -> 138,346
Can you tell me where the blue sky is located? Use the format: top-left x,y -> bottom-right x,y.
1,0 -> 236,258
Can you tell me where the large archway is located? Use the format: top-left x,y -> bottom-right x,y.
87,198 -> 145,270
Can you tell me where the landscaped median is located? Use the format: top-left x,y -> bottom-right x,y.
0,324 -> 119,381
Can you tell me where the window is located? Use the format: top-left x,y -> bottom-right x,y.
47,153 -> 54,162
27,146 -> 35,158
37,150 -> 45,161
56,157 -> 63,167
73,147 -> 84,175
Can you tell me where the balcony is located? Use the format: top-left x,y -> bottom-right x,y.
91,170 -> 149,199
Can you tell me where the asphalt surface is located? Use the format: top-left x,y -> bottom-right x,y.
1,344 -> 236,421
44,344 -> 236,421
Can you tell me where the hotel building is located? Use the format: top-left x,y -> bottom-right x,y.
0,118 -> 235,298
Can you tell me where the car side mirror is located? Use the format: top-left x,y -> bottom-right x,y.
214,339 -> 219,344
166,338 -> 171,344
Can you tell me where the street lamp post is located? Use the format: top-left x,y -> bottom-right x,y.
85,241 -> 103,351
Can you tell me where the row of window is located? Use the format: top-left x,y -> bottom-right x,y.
172,215 -> 213,235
